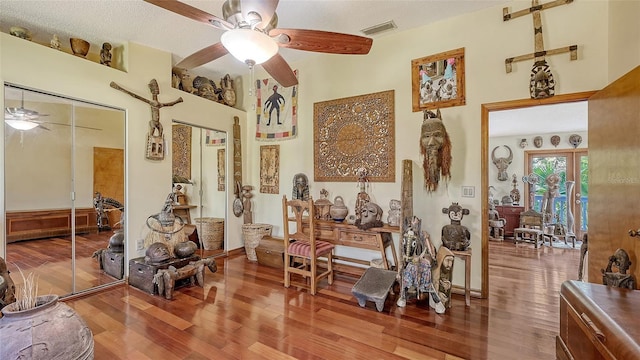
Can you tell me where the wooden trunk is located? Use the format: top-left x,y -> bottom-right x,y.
556,280 -> 640,360
495,205 -> 524,237
255,236 -> 285,269
102,250 -> 124,279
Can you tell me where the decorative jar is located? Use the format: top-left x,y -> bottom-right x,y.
330,196 -> 348,222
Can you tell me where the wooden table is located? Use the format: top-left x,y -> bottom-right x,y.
452,249 -> 472,307
300,219 -> 399,271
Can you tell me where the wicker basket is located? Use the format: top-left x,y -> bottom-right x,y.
194,217 -> 224,250
242,223 -> 273,261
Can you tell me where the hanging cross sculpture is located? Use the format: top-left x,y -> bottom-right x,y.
110,79 -> 183,160
503,0 -> 578,99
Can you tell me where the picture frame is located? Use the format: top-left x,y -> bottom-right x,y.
411,47 -> 466,112
259,145 -> 279,194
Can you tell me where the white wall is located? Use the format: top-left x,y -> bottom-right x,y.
242,0 -> 616,291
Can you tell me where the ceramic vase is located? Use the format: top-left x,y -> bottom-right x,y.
174,241 -> 197,258
330,196 -> 348,222
0,295 -> 94,359
70,38 -> 90,57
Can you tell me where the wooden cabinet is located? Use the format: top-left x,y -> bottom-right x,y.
557,280 -> 640,360
495,205 -> 524,237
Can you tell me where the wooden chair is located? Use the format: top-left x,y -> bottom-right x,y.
282,195 -> 334,295
513,209 -> 545,248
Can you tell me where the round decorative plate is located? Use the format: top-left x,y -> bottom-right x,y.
233,197 -> 244,217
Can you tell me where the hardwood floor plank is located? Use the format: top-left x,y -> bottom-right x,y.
43,241 -> 585,359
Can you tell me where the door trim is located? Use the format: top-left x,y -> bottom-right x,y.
480,91 -> 597,298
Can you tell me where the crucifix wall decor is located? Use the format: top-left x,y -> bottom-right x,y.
110,79 -> 183,160
503,0 -> 578,99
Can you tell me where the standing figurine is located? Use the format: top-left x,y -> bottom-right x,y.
387,199 -> 401,227
110,79 -> 183,160
441,202 -> 471,251
100,42 -> 112,67
242,185 -> 254,224
50,34 -> 61,50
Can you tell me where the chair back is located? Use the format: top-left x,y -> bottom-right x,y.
519,209 -> 543,229
282,196 -> 316,256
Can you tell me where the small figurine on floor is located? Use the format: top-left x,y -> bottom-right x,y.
441,202 -> 471,251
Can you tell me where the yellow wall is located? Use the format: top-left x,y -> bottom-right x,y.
0,34 -> 248,259
2,0 -> 638,290
241,0 -> 637,290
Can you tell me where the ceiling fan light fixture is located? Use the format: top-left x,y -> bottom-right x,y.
221,29 -> 278,65
5,119 -> 39,130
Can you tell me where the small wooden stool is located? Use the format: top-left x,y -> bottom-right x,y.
452,249 -> 472,307
352,267 -> 398,312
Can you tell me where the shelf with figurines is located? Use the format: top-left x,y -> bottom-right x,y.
7,25 -> 125,72
171,67 -> 237,108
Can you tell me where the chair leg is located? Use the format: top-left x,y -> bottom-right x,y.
328,252 -> 334,285
284,255 -> 291,288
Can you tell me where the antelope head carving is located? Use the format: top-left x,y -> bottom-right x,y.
491,145 -> 513,181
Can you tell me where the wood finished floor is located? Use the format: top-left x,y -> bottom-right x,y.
52,240 -> 580,360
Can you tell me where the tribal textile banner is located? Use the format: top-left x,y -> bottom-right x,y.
255,71 -> 298,140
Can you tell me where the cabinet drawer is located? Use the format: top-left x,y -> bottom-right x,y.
338,231 -> 379,248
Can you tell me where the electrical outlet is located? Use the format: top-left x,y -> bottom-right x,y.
462,186 -> 475,198
136,238 -> 144,251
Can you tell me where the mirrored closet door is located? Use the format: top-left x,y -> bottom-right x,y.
4,84 -> 126,297
172,121 -> 227,257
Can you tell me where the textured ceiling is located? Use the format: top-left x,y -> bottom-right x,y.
0,0 -> 503,80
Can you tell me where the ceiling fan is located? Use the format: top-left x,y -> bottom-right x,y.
4,91 -> 101,131
144,0 -> 373,87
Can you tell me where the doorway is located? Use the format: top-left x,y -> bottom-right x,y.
480,91 -> 596,298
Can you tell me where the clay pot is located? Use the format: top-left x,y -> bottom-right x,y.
70,38 -> 90,57
330,196 -> 348,222
0,295 -> 94,359
108,229 -> 125,253
174,241 -> 197,258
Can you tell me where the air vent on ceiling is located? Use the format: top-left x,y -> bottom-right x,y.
361,20 -> 397,36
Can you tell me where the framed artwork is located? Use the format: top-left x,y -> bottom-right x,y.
313,90 -> 395,182
205,130 -> 226,146
255,70 -> 298,140
172,124 -> 191,180
411,47 -> 466,112
259,145 -> 279,194
217,149 -> 225,191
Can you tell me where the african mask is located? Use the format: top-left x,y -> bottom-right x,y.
491,145 -> 513,181
291,173 -> 309,201
145,242 -> 171,264
419,109 -> 452,192
533,136 -> 543,148
355,202 -> 384,230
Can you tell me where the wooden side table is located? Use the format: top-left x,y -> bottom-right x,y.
452,249 -> 472,307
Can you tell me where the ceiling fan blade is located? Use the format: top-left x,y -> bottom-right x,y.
270,29 -> 372,55
261,53 -> 298,87
241,0 -> 279,29
143,0 -> 233,30
175,43 -> 229,69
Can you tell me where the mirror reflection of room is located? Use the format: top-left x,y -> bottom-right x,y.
4,84 -> 125,297
171,121 -> 227,259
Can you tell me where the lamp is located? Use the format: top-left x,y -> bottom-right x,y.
220,29 -> 278,66
5,119 -> 39,130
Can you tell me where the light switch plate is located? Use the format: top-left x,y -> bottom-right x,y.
462,186 -> 475,198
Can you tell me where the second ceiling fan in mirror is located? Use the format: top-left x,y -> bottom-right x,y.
144,0 -> 373,87
4,89 -> 101,131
